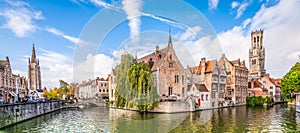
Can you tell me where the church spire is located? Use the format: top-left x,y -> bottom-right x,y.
31,44 -> 36,63
168,26 -> 173,47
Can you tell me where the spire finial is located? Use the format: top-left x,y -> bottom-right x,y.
168,26 -> 172,46
31,43 -> 36,63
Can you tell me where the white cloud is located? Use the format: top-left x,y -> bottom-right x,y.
217,0 -> 300,78
287,51 -> 300,62
209,0 -> 219,10
0,1 -> 43,37
231,1 -> 240,9
122,0 -> 143,43
37,49 -> 73,88
46,27 -> 85,45
179,26 -> 202,41
235,2 -> 250,19
90,0 -> 121,10
73,54 -> 114,82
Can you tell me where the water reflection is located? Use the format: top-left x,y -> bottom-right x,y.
1,104 -> 300,132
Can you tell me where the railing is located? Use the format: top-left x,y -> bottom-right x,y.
0,100 -> 66,129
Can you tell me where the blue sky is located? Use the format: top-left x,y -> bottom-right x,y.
0,0 -> 299,88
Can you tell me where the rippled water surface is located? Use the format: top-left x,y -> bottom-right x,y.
1,104 -> 300,132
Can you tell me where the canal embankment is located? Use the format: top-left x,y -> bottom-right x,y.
0,100 -> 75,129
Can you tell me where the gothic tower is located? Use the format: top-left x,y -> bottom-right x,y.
28,44 -> 42,91
249,30 -> 266,79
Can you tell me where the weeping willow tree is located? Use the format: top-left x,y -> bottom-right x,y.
129,62 -> 159,112
115,54 -> 137,108
114,54 -> 159,111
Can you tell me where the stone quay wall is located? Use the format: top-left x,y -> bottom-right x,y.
0,101 -> 66,129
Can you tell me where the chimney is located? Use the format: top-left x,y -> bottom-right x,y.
155,46 -> 159,54
222,53 -> 225,58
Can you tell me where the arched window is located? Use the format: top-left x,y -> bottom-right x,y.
254,37 -> 256,43
257,37 -> 259,42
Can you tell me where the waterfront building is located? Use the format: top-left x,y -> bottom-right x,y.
28,44 -> 42,96
13,74 -> 28,102
258,74 -> 281,103
137,33 -> 187,101
0,57 -> 28,103
249,30 -> 266,79
0,57 -> 15,103
96,77 -> 109,99
108,69 -> 117,103
77,79 -> 97,99
219,54 -> 249,105
248,79 -> 270,98
186,83 -> 210,110
189,57 -> 227,108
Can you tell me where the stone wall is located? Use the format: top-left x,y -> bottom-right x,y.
149,101 -> 191,113
0,101 -> 65,129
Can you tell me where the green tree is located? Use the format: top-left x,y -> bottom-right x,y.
128,62 -> 159,112
59,80 -> 70,99
281,62 -> 300,99
114,54 -> 136,108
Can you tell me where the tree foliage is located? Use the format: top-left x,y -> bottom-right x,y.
114,54 -> 159,112
115,54 -> 137,108
129,62 -> 159,112
246,96 -> 273,106
281,62 -> 300,99
43,81 -> 76,100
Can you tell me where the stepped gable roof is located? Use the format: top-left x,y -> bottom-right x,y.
138,47 -> 168,71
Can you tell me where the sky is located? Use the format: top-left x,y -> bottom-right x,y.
0,0 -> 299,89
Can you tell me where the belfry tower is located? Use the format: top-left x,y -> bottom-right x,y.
28,44 -> 42,91
249,30 -> 266,79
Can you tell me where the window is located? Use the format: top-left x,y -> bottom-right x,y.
111,90 -> 113,97
212,102 -> 215,107
175,75 -> 179,83
254,37 -> 256,43
263,81 -> 266,84
212,92 -> 215,98
107,89 -> 109,92
182,75 -> 184,84
227,90 -> 231,96
101,83 -> 103,87
169,63 -> 173,68
257,37 -> 259,42
252,59 -> 256,65
201,95 -> 204,101
270,92 -> 273,96
169,54 -> 172,60
212,84 -> 217,90
219,93 -> 223,98
270,86 -> 273,89
182,87 -> 184,96
99,89 -> 101,92
168,86 -> 173,96
206,94 -> 208,100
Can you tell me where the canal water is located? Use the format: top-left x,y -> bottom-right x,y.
1,104 -> 300,132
